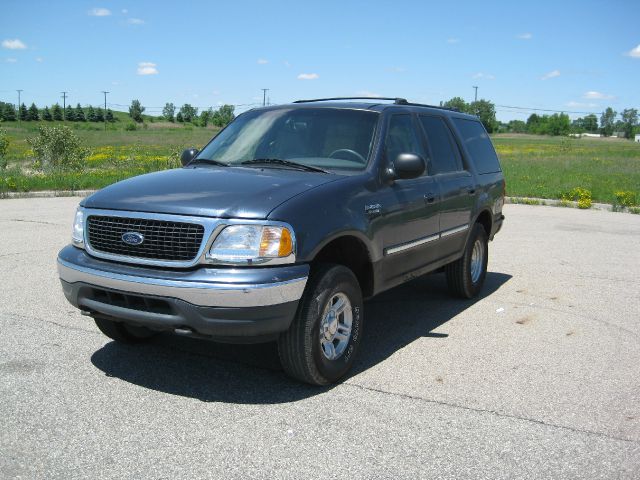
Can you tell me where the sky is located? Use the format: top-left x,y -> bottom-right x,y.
1,0 -> 639,122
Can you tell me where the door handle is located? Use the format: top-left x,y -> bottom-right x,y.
424,193 -> 436,204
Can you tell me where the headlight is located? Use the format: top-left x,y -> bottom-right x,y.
207,224 -> 294,265
72,208 -> 84,246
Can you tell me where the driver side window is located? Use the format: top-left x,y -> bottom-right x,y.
385,114 -> 423,166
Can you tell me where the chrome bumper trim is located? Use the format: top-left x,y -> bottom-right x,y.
440,224 -> 469,238
57,258 -> 307,308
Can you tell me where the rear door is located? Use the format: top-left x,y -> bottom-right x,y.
377,113 -> 441,284
418,114 -> 475,257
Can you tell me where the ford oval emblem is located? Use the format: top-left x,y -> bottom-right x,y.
122,232 -> 144,246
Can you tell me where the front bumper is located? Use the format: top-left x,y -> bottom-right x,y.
57,246 -> 309,340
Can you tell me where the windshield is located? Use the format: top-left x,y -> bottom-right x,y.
196,108 -> 379,171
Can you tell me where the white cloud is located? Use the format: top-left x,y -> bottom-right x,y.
284,61 -> 291,67
298,73 -> 319,80
127,18 -> 144,25
356,91 -> 381,98
6,58 -> 17,63
517,33 -> 532,40
122,9 -> 128,14
583,91 -> 614,100
472,72 -> 495,80
2,39 -> 27,50
541,69 -> 561,80
447,38 -> 460,44
626,44 -> 640,58
137,61 -> 158,75
88,7 -> 111,16
257,58 -> 268,64
35,57 -> 43,62
566,101 -> 598,108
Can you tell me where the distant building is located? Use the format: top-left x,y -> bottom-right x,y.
635,134 -> 640,143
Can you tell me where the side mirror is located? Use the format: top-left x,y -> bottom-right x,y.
180,148 -> 199,166
393,153 -> 426,180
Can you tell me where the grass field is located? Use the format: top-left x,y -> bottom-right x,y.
1,122 -> 639,207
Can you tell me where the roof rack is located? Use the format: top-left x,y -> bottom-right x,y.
292,97 -> 458,112
294,97 -> 408,104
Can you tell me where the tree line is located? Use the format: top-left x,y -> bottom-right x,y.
441,97 -> 638,138
0,101 -> 116,123
128,100 -> 235,127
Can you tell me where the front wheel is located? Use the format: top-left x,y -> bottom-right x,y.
278,264 -> 364,385
445,223 -> 489,299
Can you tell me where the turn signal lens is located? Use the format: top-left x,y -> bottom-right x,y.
208,224 -> 295,264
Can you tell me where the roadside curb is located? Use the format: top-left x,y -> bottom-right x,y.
1,190 -> 636,214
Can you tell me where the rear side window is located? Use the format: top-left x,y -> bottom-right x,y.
453,118 -> 501,174
419,115 -> 462,174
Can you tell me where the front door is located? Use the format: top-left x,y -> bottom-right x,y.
377,114 -> 441,285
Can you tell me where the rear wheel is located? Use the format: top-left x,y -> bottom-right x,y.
93,317 -> 156,344
445,223 -> 488,299
278,264 -> 363,385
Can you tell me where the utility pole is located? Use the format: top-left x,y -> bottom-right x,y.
101,91 -> 109,130
261,88 -> 269,107
61,91 -> 68,121
473,86 -> 478,102
16,89 -> 23,124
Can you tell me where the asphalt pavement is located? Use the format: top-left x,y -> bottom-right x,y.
1,198 -> 639,479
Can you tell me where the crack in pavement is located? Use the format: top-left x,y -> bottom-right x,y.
0,218 -> 64,226
343,381 -> 639,445
0,249 -> 52,259
2,311 -> 100,336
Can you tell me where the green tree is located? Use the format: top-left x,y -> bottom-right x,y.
3,103 -> 17,121
65,105 -> 75,122
0,127 -> 9,169
95,107 -> 104,122
128,99 -> 145,123
74,104 -> 86,122
507,120 -> 527,133
211,104 -> 235,127
526,114 -> 541,133
600,107 -> 616,137
86,106 -> 97,122
469,99 -> 497,133
621,108 -> 638,139
584,114 -> 598,133
162,102 -> 175,122
27,103 -> 40,121
547,113 -> 571,136
42,106 -> 53,121
105,109 -> 115,122
179,104 -> 198,123
19,103 -> 28,121
176,111 -> 184,123
27,125 -> 90,170
199,108 -> 213,127
52,103 -> 63,121
442,96 -> 469,113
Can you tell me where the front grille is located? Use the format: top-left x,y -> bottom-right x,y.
87,215 -> 205,262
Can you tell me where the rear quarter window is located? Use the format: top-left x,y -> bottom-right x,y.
452,118 -> 501,174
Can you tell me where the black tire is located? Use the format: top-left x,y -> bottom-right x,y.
278,264 -> 364,385
93,317 -> 156,344
445,223 -> 489,299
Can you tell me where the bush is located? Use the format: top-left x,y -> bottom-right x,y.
613,191 -> 637,207
0,127 -> 9,169
561,187 -> 592,209
27,125 -> 89,171
125,122 -> 137,131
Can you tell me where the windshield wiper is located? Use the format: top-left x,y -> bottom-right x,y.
189,158 -> 230,167
241,158 -> 328,173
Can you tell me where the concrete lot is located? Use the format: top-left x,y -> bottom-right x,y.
0,198 -> 639,479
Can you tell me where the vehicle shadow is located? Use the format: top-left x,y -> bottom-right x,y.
90,271 -> 511,404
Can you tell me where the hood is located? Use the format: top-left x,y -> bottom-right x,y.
82,166 -> 341,219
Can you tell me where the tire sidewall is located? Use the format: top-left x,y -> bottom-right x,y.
309,268 -> 363,382
464,224 -> 489,296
